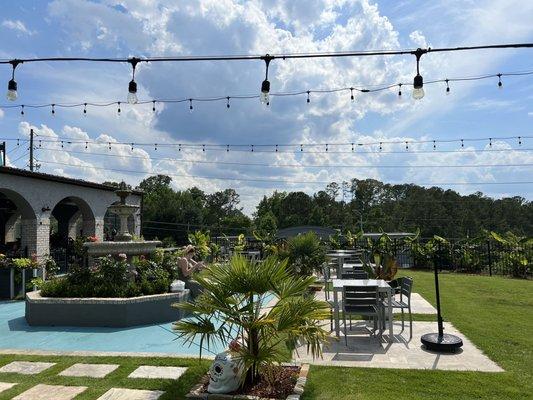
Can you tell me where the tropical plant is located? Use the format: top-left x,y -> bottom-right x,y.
362,233 -> 398,280
253,229 -> 278,256
489,231 -> 532,278
405,231 -> 450,270
282,232 -> 326,276
233,233 -> 247,253
328,231 -> 342,250
345,229 -> 364,249
173,255 -> 329,387
188,230 -> 211,261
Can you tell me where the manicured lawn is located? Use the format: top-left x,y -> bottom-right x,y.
303,270 -> 533,400
0,354 -> 210,400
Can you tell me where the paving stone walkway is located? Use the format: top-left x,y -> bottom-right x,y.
97,388 -> 164,400
128,365 -> 188,380
12,384 -> 87,400
0,361 -> 56,375
59,363 -> 120,378
293,320 -> 503,372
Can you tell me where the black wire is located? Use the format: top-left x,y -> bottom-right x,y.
35,159 -> 533,186
2,70 -> 532,110
1,43 -> 531,64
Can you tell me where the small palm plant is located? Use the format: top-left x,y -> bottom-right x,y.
173,255 -> 329,387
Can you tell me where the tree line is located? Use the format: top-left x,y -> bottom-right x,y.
126,175 -> 532,243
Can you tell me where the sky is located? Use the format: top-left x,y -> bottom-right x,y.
0,0 -> 532,215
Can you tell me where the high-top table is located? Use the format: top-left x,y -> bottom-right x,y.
331,278 -> 394,342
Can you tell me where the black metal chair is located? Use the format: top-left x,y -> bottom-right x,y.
342,285 -> 381,344
322,264 -> 335,331
341,269 -> 368,280
382,276 -> 413,339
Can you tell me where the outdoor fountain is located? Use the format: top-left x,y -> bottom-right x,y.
83,182 -> 161,258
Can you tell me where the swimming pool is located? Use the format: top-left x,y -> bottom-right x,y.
0,294 -> 276,356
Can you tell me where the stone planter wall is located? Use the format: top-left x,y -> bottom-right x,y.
186,363 -> 310,400
25,289 -> 189,327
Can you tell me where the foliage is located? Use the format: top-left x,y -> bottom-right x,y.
362,233 -> 398,280
405,231 -> 449,270
10,258 -> 39,270
253,229 -> 278,257
328,231 -> 342,250
40,251 -> 175,298
489,231 -> 532,278
44,256 -> 60,278
188,230 -> 211,261
345,229 -> 364,248
233,233 -> 247,253
173,255 -> 329,387
281,232 -> 326,276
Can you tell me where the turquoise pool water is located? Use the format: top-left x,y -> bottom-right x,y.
0,300 -> 225,356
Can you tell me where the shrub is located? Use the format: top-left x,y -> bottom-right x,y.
282,232 -> 326,276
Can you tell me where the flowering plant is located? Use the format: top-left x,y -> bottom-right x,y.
87,235 -> 99,243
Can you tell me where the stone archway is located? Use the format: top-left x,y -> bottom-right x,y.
50,196 -> 97,244
0,188 -> 36,257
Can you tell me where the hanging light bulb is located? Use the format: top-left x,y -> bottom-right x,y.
189,99 -> 193,113
6,60 -> 21,101
398,83 -> 402,98
127,57 -> 139,104
260,55 -> 272,106
497,73 -> 503,89
445,79 -> 450,95
412,48 -> 426,100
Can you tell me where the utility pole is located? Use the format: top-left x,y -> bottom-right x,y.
0,141 -> 5,166
29,128 -> 34,171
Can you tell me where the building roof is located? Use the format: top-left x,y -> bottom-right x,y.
0,166 -> 143,195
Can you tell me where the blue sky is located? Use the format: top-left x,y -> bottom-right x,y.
0,0 -> 532,214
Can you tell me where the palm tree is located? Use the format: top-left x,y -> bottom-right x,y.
173,255 -> 329,386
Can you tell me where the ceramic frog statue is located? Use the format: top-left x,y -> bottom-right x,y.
207,351 -> 243,394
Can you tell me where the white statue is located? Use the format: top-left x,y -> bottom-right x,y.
207,350 -> 244,394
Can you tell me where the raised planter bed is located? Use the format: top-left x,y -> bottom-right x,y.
25,289 -> 189,327
186,363 -> 309,400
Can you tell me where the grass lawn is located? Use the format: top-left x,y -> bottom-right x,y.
0,271 -> 531,399
303,270 -> 533,400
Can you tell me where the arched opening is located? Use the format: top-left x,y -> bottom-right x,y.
50,196 -> 95,273
0,188 -> 36,257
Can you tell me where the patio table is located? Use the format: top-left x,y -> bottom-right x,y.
326,251 -> 357,277
331,278 -> 394,342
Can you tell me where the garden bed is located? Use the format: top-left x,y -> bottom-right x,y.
186,363 -> 309,400
25,289 -> 189,327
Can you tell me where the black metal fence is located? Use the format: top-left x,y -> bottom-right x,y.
358,238 -> 532,279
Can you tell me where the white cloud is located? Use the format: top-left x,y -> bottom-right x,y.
2,19 -> 35,35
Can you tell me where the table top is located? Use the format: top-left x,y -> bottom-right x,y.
331,279 -> 391,290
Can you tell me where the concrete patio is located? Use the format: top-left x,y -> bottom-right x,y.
292,320 -> 503,372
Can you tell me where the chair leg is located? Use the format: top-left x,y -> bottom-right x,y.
409,306 -> 413,339
401,308 -> 405,331
343,313 -> 348,346
330,310 -> 333,332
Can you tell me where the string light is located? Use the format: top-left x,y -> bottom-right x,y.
6,60 -> 21,101
433,140 -> 436,150
83,103 -> 87,115
350,87 -> 355,102
306,91 -> 310,103
398,83 -> 402,98
189,99 -> 193,112
51,104 -> 55,115
117,101 -> 121,115
519,136 -> 522,146
152,100 -> 156,112
445,79 -> 450,95
127,57 -> 139,104
260,55 -> 272,106
412,48 -> 426,100
497,73 -> 503,88
226,96 -> 230,109
20,105 -> 24,116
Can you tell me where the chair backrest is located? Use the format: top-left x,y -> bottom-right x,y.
342,285 -> 379,310
400,276 -> 413,302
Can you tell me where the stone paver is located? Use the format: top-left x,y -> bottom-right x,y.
128,365 -> 188,380
293,321 -> 503,372
97,388 -> 164,400
59,363 -> 119,378
0,361 -> 56,375
0,382 -> 17,393
13,384 -> 87,400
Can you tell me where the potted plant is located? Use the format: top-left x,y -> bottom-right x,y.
174,255 -> 329,399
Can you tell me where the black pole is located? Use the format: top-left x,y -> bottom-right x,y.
487,240 -> 493,277
434,244 -> 444,337
29,129 -> 34,172
421,240 -> 463,352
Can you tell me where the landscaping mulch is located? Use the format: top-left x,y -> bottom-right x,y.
200,365 -> 300,399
